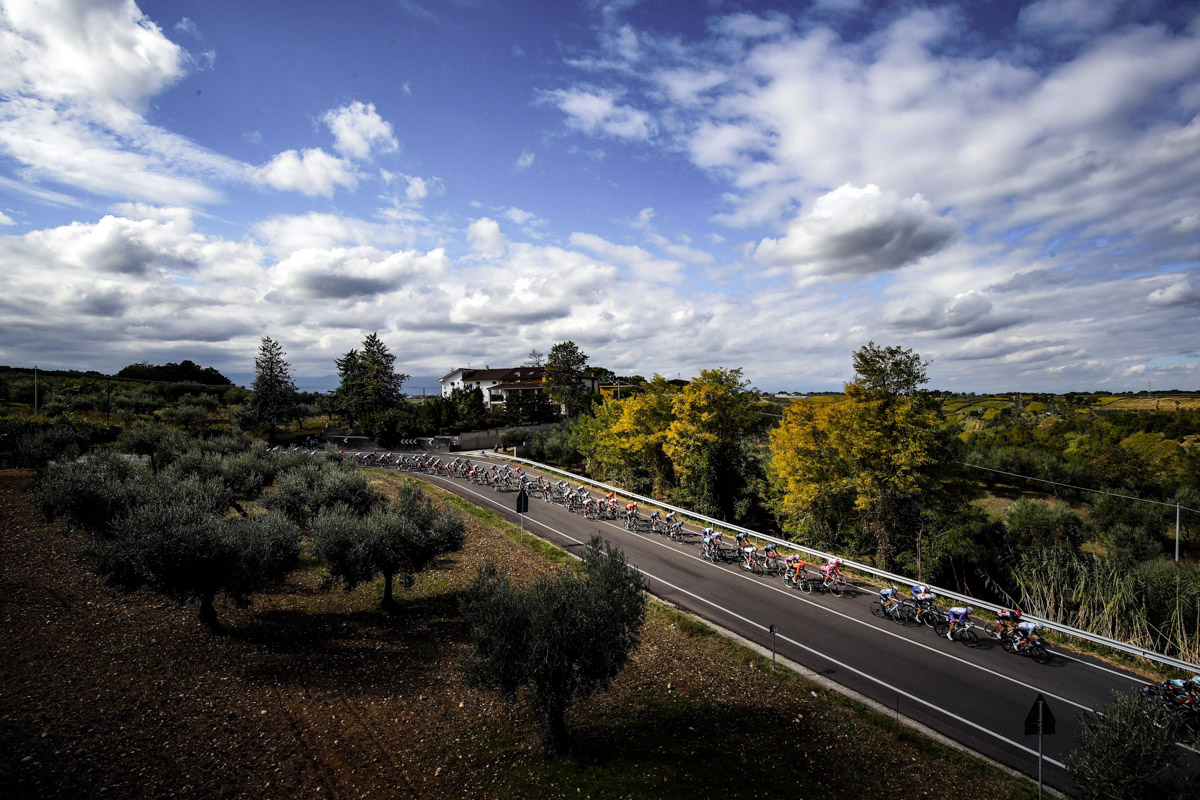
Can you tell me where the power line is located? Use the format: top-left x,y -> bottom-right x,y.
954,461 -> 1199,513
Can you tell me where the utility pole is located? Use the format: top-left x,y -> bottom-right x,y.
33,365 -> 38,416
1177,502 -> 1182,563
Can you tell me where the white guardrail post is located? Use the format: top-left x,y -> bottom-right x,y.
477,450 -> 1200,675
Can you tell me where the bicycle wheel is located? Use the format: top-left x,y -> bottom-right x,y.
1001,636 -> 1017,654
934,619 -> 949,638
799,578 -> 813,594
984,622 -> 1004,640
1030,644 -> 1049,664
870,601 -> 885,618
961,630 -> 979,648
828,580 -> 843,597
898,602 -> 917,624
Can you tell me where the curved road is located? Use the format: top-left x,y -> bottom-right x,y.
381,452 -> 1179,793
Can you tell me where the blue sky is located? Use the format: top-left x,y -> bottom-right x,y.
1,0 -> 1198,392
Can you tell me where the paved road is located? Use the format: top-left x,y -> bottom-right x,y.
371,453 -> 1179,793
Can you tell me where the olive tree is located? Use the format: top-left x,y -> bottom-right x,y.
1067,691 -> 1190,800
311,481 -> 465,610
460,535 -> 646,754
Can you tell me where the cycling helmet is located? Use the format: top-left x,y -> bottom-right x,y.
965,607 -> 973,614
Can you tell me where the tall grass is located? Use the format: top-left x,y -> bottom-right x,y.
1007,545 -> 1200,663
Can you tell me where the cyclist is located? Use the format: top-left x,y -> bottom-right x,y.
997,608 -> 1023,637
786,555 -> 808,583
1162,678 -> 1192,707
762,543 -> 778,561
820,557 -> 843,588
649,510 -> 661,531
910,583 -> 936,605
879,586 -> 900,614
1014,619 -> 1043,649
701,527 -> 717,556
946,606 -> 972,640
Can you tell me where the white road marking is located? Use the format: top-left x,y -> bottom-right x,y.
410,469 -> 1083,767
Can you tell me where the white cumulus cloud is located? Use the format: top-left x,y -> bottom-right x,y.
321,101 -> 399,161
755,184 -> 957,279
467,217 -> 508,257
541,87 -> 657,140
255,148 -> 358,196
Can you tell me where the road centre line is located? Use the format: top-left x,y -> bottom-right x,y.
427,473 -> 1068,770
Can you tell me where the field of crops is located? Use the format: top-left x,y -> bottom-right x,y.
1099,396 -> 1200,411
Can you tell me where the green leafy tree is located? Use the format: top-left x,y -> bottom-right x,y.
663,368 -> 765,519
1068,691 -> 1190,800
241,336 -> 300,438
334,332 -> 409,428
30,449 -> 151,536
311,481 -> 465,610
450,385 -> 488,429
262,461 -> 377,525
460,535 -> 646,754
118,422 -> 188,473
34,452 -> 300,633
501,386 -> 554,426
84,487 -> 301,633
544,340 -> 590,417
1002,498 -> 1084,553
573,376 -> 678,495
852,341 -> 929,398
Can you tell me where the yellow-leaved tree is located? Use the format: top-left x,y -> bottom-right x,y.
769,344 -> 940,569
663,367 -> 766,519
572,377 -> 678,494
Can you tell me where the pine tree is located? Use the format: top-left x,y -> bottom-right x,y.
544,340 -> 589,417
243,337 -> 299,438
334,332 -> 409,428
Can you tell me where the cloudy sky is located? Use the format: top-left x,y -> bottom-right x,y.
1,0 -> 1198,392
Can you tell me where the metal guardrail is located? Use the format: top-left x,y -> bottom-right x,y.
480,450 -> 1200,675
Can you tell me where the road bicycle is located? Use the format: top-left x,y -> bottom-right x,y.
1001,635 -> 1050,664
933,618 -> 979,647
871,598 -> 910,624
785,568 -> 816,593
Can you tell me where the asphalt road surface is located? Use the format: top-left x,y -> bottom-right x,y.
368,451 -> 1191,794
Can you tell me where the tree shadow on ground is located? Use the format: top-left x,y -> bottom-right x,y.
228,591 -> 468,692
532,699 -> 894,800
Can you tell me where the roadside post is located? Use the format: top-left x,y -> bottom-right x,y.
516,488 -> 529,542
769,624 -> 778,672
1024,693 -> 1056,799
